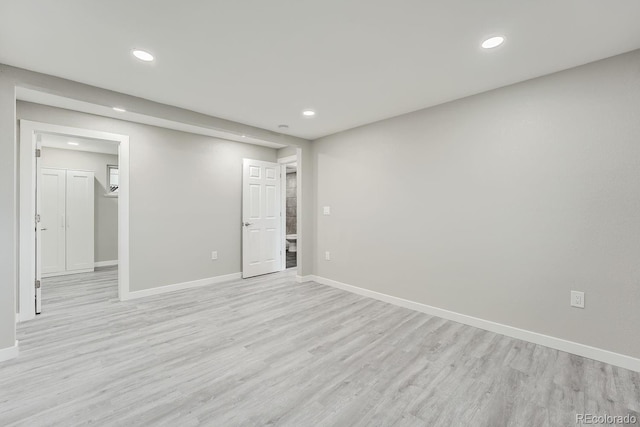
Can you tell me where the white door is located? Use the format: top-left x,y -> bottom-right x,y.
242,159 -> 282,278
66,170 -> 95,271
40,168 -> 67,275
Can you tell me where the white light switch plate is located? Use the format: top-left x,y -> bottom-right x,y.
211,251 -> 218,260
325,251 -> 331,261
323,206 -> 331,215
570,291 -> 585,308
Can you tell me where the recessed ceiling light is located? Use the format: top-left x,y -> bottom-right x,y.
113,107 -> 126,112
241,134 -> 246,138
132,49 -> 154,62
302,110 -> 316,117
481,36 -> 505,49
68,142 -> 79,146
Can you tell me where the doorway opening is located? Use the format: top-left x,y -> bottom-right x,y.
37,133 -> 119,313
278,152 -> 301,273
241,149 -> 302,279
19,120 -> 130,321
284,162 -> 298,269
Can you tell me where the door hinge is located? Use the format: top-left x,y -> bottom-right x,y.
35,148 -> 41,158
35,279 -> 41,289
35,214 -> 41,223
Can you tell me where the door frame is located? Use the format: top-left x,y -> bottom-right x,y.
18,120 -> 130,321
278,150 -> 302,273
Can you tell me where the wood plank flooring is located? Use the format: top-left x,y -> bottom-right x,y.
1,268 -> 638,426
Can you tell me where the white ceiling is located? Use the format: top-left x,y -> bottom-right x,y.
2,1 -> 640,140
40,133 -> 119,155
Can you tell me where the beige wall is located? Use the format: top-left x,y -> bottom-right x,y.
312,50 -> 640,359
39,146 -> 119,263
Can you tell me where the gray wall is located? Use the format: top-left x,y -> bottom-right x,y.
0,63 -> 312,354
19,102 -> 276,291
312,50 -> 640,359
276,146 -> 297,159
39,147 -> 119,263
0,79 -> 16,350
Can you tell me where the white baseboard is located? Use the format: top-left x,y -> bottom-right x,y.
16,311 -> 36,323
42,268 -> 94,278
296,275 -> 314,283
0,341 -> 19,363
121,272 -> 242,301
309,275 -> 640,373
95,260 -> 118,268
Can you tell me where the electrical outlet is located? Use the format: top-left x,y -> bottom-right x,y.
211,251 -> 218,260
323,206 -> 331,215
570,291 -> 585,309
325,251 -> 331,261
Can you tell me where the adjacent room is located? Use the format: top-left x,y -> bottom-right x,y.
0,1 -> 639,426
284,161 -> 299,269
37,133 -> 119,311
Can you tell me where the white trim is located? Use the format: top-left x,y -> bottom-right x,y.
295,148 -> 303,278
42,268 -> 94,278
121,272 -> 242,301
95,260 -> 118,268
277,155 -> 297,164
296,275 -> 314,283
309,275 -> 640,373
18,120 -> 130,321
118,137 -> 130,302
280,164 -> 287,271
0,341 -> 19,363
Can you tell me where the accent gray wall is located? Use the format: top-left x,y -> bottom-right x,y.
0,79 -> 17,350
312,50 -> 640,359
18,102 -> 277,292
39,147 -> 119,263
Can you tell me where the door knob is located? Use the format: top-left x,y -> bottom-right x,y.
41,228 -> 48,231
243,222 -> 253,227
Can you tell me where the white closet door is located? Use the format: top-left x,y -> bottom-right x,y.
40,168 -> 67,275
66,170 -> 95,271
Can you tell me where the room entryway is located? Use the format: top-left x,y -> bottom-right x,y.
241,159 -> 283,278
35,132 -> 119,313
283,162 -> 298,269
19,120 -> 130,321
241,150 -> 302,278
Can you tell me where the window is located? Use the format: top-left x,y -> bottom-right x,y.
107,164 -> 119,196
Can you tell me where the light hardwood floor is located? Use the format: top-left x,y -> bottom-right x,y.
1,268 -> 638,426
